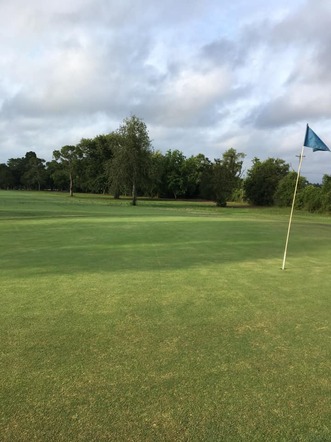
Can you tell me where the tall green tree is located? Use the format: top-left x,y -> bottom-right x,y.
162,149 -> 187,199
21,152 -> 46,190
0,164 -> 14,189
213,148 -> 245,207
109,115 -> 152,205
144,150 -> 166,198
244,157 -> 289,206
53,145 -> 83,196
199,161 -> 214,200
7,157 -> 26,189
7,152 -> 46,190
46,160 -> 68,191
184,154 -> 212,198
78,134 -> 116,194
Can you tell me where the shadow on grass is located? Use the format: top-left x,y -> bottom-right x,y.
2,215 -> 331,278
0,191 -> 254,221
2,191 -> 331,277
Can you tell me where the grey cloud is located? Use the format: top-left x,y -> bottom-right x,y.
266,0 -> 331,85
48,0 -> 220,34
2,0 -> 331,187
246,98 -> 305,129
200,17 -> 273,69
201,38 -> 239,66
246,91 -> 331,129
270,0 -> 331,46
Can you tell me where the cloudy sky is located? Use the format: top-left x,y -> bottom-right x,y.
1,0 -> 331,181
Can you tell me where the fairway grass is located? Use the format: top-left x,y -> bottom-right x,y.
0,191 -> 330,441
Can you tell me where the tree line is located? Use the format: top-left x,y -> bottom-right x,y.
1,115 -> 330,212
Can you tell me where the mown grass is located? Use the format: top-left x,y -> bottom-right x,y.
0,191 -> 330,441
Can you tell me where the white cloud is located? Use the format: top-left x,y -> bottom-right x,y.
1,0 -> 331,182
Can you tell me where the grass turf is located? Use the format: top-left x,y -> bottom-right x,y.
0,191 -> 330,441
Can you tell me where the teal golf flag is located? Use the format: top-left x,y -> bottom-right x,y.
304,125 -> 330,152
283,124 -> 330,270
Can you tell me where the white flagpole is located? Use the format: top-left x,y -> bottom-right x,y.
282,145 -> 305,270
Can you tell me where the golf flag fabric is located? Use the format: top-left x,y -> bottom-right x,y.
282,125 -> 330,270
304,125 -> 330,152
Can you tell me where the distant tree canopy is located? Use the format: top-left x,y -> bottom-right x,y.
53,145 -> 83,197
3,152 -> 46,191
244,157 -> 289,206
0,163 -> 14,189
78,134 -> 115,194
213,148 -> 245,207
2,115 -> 330,212
108,115 -> 152,205
274,172 -> 308,207
295,174 -> 331,213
